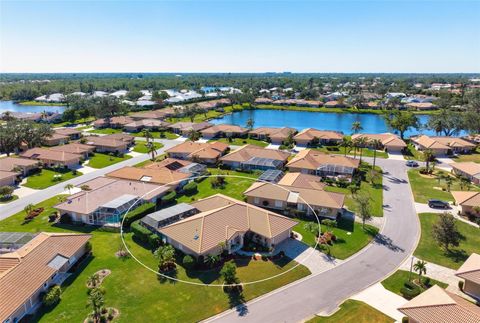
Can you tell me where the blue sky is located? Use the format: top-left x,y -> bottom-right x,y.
1,0 -> 479,73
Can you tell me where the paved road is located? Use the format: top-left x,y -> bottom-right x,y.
0,139 -> 178,220
204,158 -> 421,323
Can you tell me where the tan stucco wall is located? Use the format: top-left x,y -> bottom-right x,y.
464,280 -> 480,298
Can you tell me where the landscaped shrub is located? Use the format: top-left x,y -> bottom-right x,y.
123,202 -> 155,227
131,220 -> 152,244
401,281 -> 422,300
148,234 -> 161,248
182,181 -> 198,195
42,285 -> 61,307
182,255 -> 195,270
458,280 -> 464,291
161,191 -> 176,205
402,317 -> 409,323
59,213 -> 73,224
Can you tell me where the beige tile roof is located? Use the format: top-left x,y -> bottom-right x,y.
200,124 -> 248,135
220,145 -> 290,163
93,116 -> 134,127
412,135 -> 475,150
169,122 -> 212,132
124,119 -> 170,129
0,170 -> 18,181
104,133 -> 134,143
0,232 -> 91,321
351,133 -> 407,148
451,162 -> 480,177
20,148 -> 81,163
54,128 -> 81,136
294,128 -> 343,142
277,173 -> 326,190
144,158 -> 192,170
451,191 -> 480,207
45,132 -> 70,142
130,110 -> 169,120
0,157 -> 38,172
55,177 -> 168,215
166,141 -> 228,159
244,181 -> 344,209
106,166 -> 190,185
287,149 -> 360,171
249,127 -> 296,140
159,194 -> 297,255
84,136 -> 127,149
49,143 -> 95,155
398,285 -> 480,323
456,253 -> 480,285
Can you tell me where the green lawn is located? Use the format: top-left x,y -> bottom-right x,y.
381,269 -> 448,297
132,141 -> 164,153
414,213 -> 480,269
129,130 -> 179,140
87,153 -> 132,169
452,147 -> 480,163
293,217 -> 378,260
87,127 -> 123,135
0,195 -> 18,204
23,168 -> 82,189
403,143 -> 424,161
314,146 -> 388,159
0,195 -> 310,322
177,168 -> 260,203
408,169 -> 480,204
166,105 -> 241,123
18,100 -> 67,106
308,300 -> 394,323
209,137 -> 268,147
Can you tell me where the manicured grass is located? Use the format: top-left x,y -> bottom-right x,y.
452,147 -> 480,163
0,195 -> 310,322
87,153 -> 132,169
132,141 -> 164,153
129,130 -> 179,139
177,168 -> 260,203
166,105 -> 241,123
0,195 -> 18,204
209,137 -> 268,147
308,299 -> 394,323
381,269 -> 448,297
23,168 -> 82,189
408,169 -> 480,204
403,143 -> 424,161
18,100 -> 67,106
293,217 -> 378,260
414,213 -> 480,269
256,104 -> 439,115
87,127 -> 122,135
314,146 -> 388,159
133,154 -> 166,168
52,117 -> 96,127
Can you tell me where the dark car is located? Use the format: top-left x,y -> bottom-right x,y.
406,160 -> 419,167
428,199 -> 450,209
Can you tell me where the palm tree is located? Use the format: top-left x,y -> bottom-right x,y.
370,139 -> 383,168
351,121 -> 363,134
205,254 -> 220,268
87,287 -> 105,322
147,142 -> 157,161
142,129 -> 152,144
87,273 -> 100,288
246,117 -> 255,131
64,183 -> 75,194
423,149 -> 434,173
340,137 -> 352,157
356,137 -> 368,162
413,260 -> 427,285
24,203 -> 34,216
445,176 -> 453,192
351,138 -> 359,159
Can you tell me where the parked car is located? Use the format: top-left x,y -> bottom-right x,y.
406,160 -> 419,167
428,199 -> 450,209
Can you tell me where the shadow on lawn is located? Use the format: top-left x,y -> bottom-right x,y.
444,248 -> 469,264
228,291 -> 249,317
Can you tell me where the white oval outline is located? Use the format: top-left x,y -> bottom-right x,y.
120,173 -> 324,287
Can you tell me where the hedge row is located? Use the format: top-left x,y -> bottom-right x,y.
123,202 -> 156,227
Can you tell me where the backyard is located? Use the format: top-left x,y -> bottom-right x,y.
87,152 -> 132,169
0,195 -> 310,322
314,146 -> 388,159
87,127 -> 123,135
129,130 -> 179,140
23,168 -> 82,189
308,300 -> 394,323
293,217 -> 378,260
209,137 -> 268,147
452,147 -> 480,163
408,169 -> 480,204
414,213 -> 480,269
132,141 -> 164,153
381,269 -> 448,297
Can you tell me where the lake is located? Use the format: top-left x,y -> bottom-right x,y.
211,109 -> 439,138
0,101 -> 65,114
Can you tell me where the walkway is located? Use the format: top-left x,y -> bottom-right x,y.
204,158 -> 421,323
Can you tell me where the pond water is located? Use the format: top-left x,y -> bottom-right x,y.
211,109 -> 440,138
0,101 -> 65,114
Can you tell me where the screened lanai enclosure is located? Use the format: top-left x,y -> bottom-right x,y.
316,164 -> 356,178
0,232 -> 37,253
87,194 -> 140,226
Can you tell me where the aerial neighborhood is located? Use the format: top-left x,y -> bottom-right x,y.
1,73 -> 480,323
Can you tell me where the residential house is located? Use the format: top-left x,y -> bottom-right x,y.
55,177 -> 169,225
20,148 -> 81,169
43,133 -> 70,146
451,191 -> 480,216
83,134 -> 134,153
159,194 -> 297,257
143,158 -> 207,176
0,157 -> 39,176
351,133 -> 407,153
93,116 -> 134,129
0,171 -> 18,187
140,203 -> 199,230
53,128 -> 82,140
124,119 -> 171,132
455,253 -> 480,299
165,141 -> 229,164
130,109 -> 171,120
286,149 -> 360,179
293,128 -> 343,146
49,143 -> 95,159
248,127 -> 297,145
106,166 -> 191,189
254,98 -> 273,104
398,285 -> 480,323
219,145 -> 290,171
169,122 -> 212,136
406,102 -> 437,110
200,124 -> 248,139
104,133 -> 135,146
451,162 -> 480,185
324,100 -> 346,108
411,135 -> 476,156
0,232 -> 91,323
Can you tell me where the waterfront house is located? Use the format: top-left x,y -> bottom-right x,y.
158,194 -> 297,258
286,149 -> 360,179
351,133 -> 407,153
169,122 -> 212,136
219,145 -> 290,171
248,127 -> 297,145
254,98 -> 273,104
455,253 -> 480,299
293,128 -> 343,146
406,102 -> 437,110
0,157 -> 40,176
411,135 -> 476,156
451,162 -> 480,184
398,285 -> 480,323
165,141 -> 228,164
324,100 -> 346,108
55,177 -> 169,225
20,148 -> 81,169
49,143 -> 95,159
200,124 -> 248,139
130,109 -> 172,120
0,232 -> 91,323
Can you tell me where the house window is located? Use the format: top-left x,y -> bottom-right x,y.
274,200 -> 283,208
254,197 -> 260,204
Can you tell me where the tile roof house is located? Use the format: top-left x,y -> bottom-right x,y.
200,124 -> 248,139
406,102 -> 437,110
143,158 -> 207,176
159,194 -> 298,257
411,135 -> 476,156
398,285 -> 480,323
455,253 -> 480,299
0,170 -> 19,187
130,109 -> 172,120
20,148 -> 81,169
293,128 -> 344,146
106,166 -> 191,188
55,177 -> 169,226
351,133 -> 407,153
49,143 -> 95,158
244,174 -> 344,219
451,191 -> 480,217
287,149 -> 360,179
219,145 -> 290,171
0,157 -> 39,176
248,127 -> 297,145
43,132 -> 70,146
53,128 -> 82,140
83,134 -> 134,153
165,141 -> 229,164
451,162 -> 480,185
169,122 -> 213,135
93,116 -> 135,129
124,119 -> 171,132
0,232 -> 91,322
